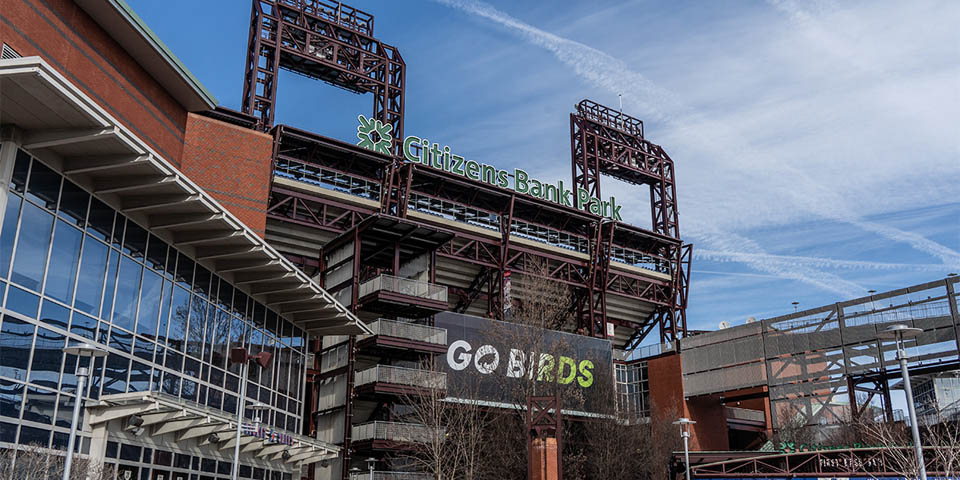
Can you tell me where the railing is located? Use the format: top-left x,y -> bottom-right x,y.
351,421 -> 441,444
725,406 -> 766,423
359,319 -> 447,345
355,365 -> 447,390
275,159 -> 672,274
349,472 -> 432,480
359,274 -> 448,303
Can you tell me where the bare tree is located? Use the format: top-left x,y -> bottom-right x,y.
392,358 -> 492,480
857,408 -> 960,479
0,444 -> 115,480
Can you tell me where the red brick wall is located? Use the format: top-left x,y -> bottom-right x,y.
1,0 -> 188,164
648,353 -> 730,451
180,113 -> 272,236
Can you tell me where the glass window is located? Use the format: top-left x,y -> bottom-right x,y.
186,295 -> 207,359
11,151 -> 29,193
206,388 -> 222,410
0,193 -> 22,279
102,353 -> 129,395
112,255 -> 142,331
194,266 -> 211,297
60,354 -> 78,392
17,424 -> 50,446
44,220 -> 83,303
21,386 -> 55,424
101,249 -> 119,320
165,349 -> 182,371
157,280 -> 172,344
39,300 -> 69,330
6,286 -> 40,318
0,379 -> 23,419
57,181 -> 89,227
181,379 -> 197,402
25,160 -> 60,210
174,253 -> 193,289
0,315 -> 34,381
109,327 -> 133,354
123,221 -> 147,258
146,235 -> 167,271
137,269 -> 163,338
10,201 -> 53,291
29,327 -> 63,389
162,372 -> 180,396
74,237 -> 108,316
86,198 -> 113,242
211,309 -> 230,369
168,286 -> 190,350
183,357 -> 200,382
223,394 -> 237,415
133,337 -> 154,362
69,312 -> 97,341
129,360 -> 150,393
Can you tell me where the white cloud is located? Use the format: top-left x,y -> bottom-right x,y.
434,0 -> 960,294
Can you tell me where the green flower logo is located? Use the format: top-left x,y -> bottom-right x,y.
356,114 -> 393,155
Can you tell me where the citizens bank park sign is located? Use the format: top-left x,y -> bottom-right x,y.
356,115 -> 624,221
434,312 -> 614,413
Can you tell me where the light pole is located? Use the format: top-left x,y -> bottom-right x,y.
673,418 -> 696,480
879,324 -> 927,480
229,348 -> 272,480
61,342 -> 107,480
365,457 -> 376,480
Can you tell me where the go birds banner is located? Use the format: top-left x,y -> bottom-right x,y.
434,312 -> 614,413
356,115 -> 623,220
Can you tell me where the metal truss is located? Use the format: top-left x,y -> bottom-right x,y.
241,0 -> 404,137
570,99 -> 679,239
570,99 -> 690,342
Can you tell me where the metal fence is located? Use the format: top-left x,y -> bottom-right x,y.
359,319 -> 447,345
351,421 -> 442,444
359,274 -> 448,302
355,365 -> 447,390
349,472 -> 432,480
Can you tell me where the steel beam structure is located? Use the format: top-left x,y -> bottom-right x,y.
570,99 -> 690,342
241,0 -> 404,143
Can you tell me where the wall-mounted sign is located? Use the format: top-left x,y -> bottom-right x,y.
356,115 -> 622,220
434,312 -> 613,413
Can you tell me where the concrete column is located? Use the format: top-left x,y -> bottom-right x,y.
86,421 -> 109,479
0,127 -> 23,231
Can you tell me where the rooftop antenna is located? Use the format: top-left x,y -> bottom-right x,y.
618,93 -> 623,114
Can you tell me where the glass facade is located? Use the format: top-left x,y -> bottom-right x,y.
0,149 -> 307,452
615,361 -> 650,419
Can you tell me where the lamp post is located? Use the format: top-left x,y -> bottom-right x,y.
673,418 -> 696,480
879,324 -> 927,480
229,348 -> 272,480
61,342 -> 107,480
365,457 -> 376,480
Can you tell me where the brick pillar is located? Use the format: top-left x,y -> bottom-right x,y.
531,437 -> 559,480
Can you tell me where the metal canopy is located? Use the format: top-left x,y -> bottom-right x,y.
88,392 -> 337,466
0,56 -> 370,336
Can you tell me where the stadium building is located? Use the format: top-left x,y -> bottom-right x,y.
1,1 -> 957,480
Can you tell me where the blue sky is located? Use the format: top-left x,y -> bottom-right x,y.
129,0 -> 960,333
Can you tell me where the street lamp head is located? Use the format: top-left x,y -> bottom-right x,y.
673,418 -> 696,425
247,401 -> 271,411
879,324 -> 923,340
365,457 -> 377,466
63,342 -> 107,358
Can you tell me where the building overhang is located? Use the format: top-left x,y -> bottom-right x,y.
74,0 -> 217,111
0,56 -> 369,335
88,392 -> 338,467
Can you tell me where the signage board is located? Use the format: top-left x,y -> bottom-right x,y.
434,312 -> 613,413
356,115 -> 623,220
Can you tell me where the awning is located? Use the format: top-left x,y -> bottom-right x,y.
87,392 -> 338,466
0,56 -> 369,335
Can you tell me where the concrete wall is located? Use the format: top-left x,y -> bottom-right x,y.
648,352 -> 730,451
1,0 -> 188,164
